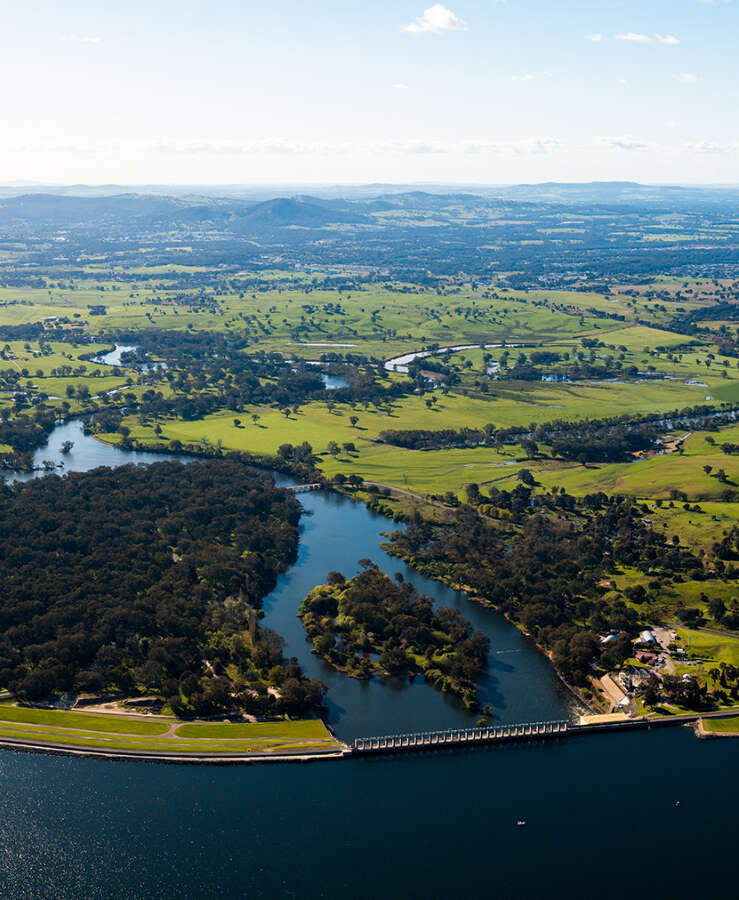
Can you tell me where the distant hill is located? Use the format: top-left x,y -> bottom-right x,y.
0,192 -> 237,228
497,182 -> 739,204
0,193 -> 369,233
236,197 -> 369,228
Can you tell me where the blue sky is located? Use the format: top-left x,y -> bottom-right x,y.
2,1 -> 737,184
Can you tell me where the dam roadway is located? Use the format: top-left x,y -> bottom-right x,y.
350,710 -> 739,756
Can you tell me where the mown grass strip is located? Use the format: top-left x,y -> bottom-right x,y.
0,704 -> 171,735
0,708 -> 339,755
174,719 -> 332,740
703,716 -> 739,734
0,724 -> 339,754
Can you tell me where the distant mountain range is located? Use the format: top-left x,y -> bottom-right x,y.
0,193 -> 368,232
2,181 -> 739,203
2,182 -> 739,236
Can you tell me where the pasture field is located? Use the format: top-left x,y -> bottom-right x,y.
123,377 -> 732,460
643,501 -> 739,553
461,426 -> 739,503
677,629 -> 739,668
0,339 -> 136,414
320,443 -> 521,496
607,565 -> 736,628
0,280 -> 637,358
444,325 -> 738,392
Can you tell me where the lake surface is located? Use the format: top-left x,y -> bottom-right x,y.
320,371 -> 348,390
265,480 -> 578,738
91,344 -> 138,367
0,727 -> 736,899
1,416 -> 735,898
5,420 -> 183,485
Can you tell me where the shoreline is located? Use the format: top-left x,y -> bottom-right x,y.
4,709 -> 739,765
379,546 -> 597,714
0,734 -> 351,765
694,717 -> 739,739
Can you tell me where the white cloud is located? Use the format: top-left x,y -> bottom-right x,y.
618,78 -> 628,85
675,72 -> 700,82
69,34 -> 103,43
685,140 -> 739,153
594,135 -> 652,151
461,137 -> 562,155
402,4 -> 467,34
593,32 -> 681,45
511,73 -> 535,81
154,139 -> 354,156
146,136 -> 566,159
392,83 -> 410,90
370,139 -> 448,154
614,32 -> 653,43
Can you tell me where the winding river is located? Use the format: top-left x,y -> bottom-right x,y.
0,354 -> 736,898
384,342 -> 519,373
6,417 -> 579,739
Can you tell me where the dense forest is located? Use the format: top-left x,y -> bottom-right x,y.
299,566 -> 489,708
384,495 -> 704,686
0,459 -> 326,716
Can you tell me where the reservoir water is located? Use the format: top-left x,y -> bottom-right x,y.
0,727 -> 736,899
1,403 -> 736,897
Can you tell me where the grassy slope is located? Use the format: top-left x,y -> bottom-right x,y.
676,629 -> 739,667
0,705 -> 339,755
0,705 -> 170,734
702,716 -> 739,733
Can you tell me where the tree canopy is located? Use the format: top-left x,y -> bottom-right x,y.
0,459 -> 324,716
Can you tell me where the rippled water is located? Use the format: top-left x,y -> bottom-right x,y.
0,727 -> 735,899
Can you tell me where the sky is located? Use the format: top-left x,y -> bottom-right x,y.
2,0 -> 738,186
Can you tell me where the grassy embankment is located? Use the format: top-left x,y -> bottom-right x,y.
0,705 -> 340,756
701,716 -> 739,734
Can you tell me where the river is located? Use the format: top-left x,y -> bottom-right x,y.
6,418 -> 579,737
0,386 -> 736,897
384,342 -> 520,374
